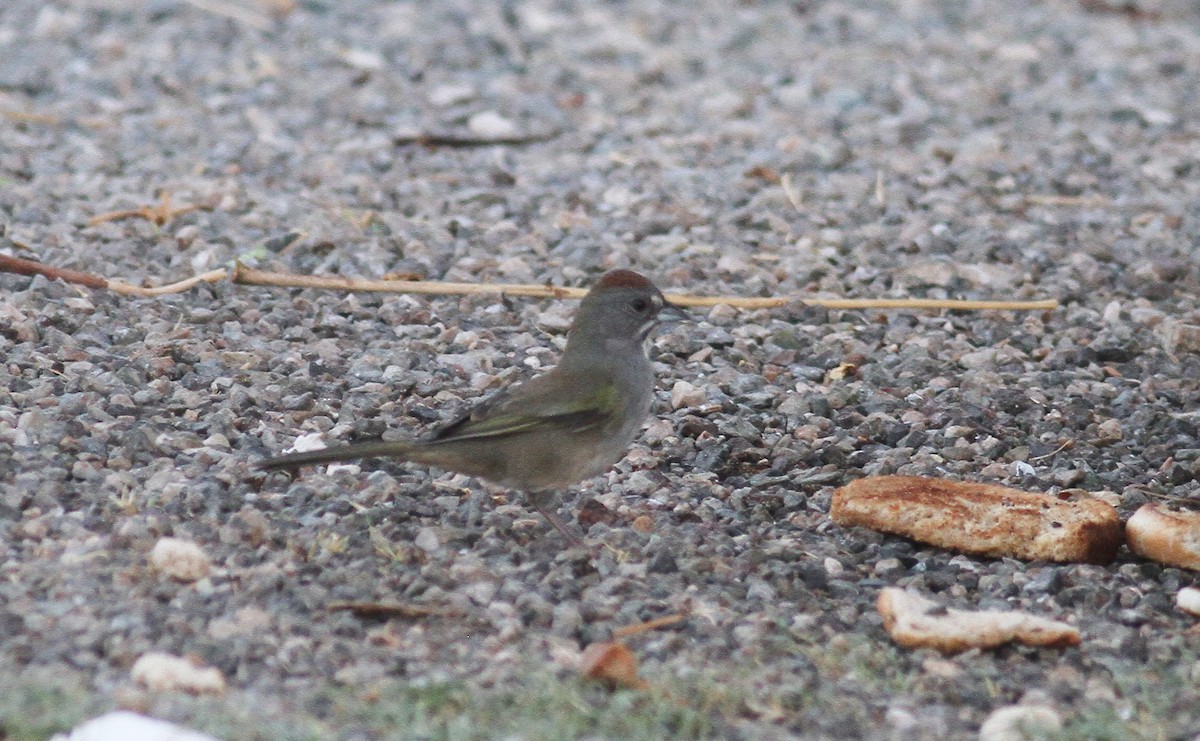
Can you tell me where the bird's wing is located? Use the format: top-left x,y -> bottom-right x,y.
431,372 -> 618,443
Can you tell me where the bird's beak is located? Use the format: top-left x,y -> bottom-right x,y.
658,301 -> 690,325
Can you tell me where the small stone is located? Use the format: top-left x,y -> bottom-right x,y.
630,515 -> 654,533
647,550 -> 678,574
1050,468 -> 1086,487
1010,461 -> 1036,477
994,42 -> 1040,62
577,497 -> 619,529
715,253 -> 752,274
131,653 -> 226,695
149,538 -> 212,583
796,562 -> 828,590
428,83 -> 475,106
464,581 -> 498,606
978,705 -> 1062,741
1095,419 -> 1123,443
1160,321 -> 1200,355
287,433 -> 329,454
208,607 -> 272,640
1102,300 -> 1122,324
1177,587 -> 1200,617
962,263 -> 1020,289
706,304 -> 738,323
873,557 -> 903,577
467,111 -> 518,139
958,348 -> 997,369
535,305 -> 574,332
884,706 -> 918,733
953,130 -> 1004,166
174,224 -> 200,248
921,657 -> 962,678
670,380 -> 705,410
551,602 -> 583,636
340,47 -> 384,71
414,527 -> 441,554
789,614 -> 819,640
203,433 -> 231,449
745,578 -> 777,602
823,557 -> 845,578
904,261 -> 956,287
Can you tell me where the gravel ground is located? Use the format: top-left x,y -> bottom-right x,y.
3,0 -> 1200,738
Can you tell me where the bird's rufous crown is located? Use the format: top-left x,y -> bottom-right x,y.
595,269 -> 654,290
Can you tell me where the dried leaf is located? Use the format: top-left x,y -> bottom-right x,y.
580,642 -> 648,690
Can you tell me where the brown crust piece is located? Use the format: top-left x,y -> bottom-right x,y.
1126,503 -> 1200,571
877,588 -> 1081,653
831,475 -> 1122,564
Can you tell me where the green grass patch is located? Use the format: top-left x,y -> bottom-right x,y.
0,670 -> 104,741
318,671 -> 746,741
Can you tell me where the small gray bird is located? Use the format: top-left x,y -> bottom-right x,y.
260,269 -> 687,544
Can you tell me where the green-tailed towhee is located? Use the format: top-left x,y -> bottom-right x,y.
260,269 -> 687,544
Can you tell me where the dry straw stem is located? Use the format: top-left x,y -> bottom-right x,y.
232,265 -> 1060,311
0,253 -> 1059,311
181,0 -> 279,30
611,613 -> 687,639
0,252 -> 227,297
88,192 -> 209,227
326,601 -> 464,619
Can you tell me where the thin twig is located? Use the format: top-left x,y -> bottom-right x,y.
1078,0 -> 1162,21
0,253 -> 229,296
232,266 -> 1059,311
1024,194 -> 1111,208
612,613 -> 687,639
109,269 -> 228,297
0,253 -> 1060,311
326,601 -> 465,619
89,192 -> 208,227
181,0 -> 274,30
393,130 -> 559,148
1029,439 -> 1074,462
233,264 -> 588,299
0,253 -> 109,289
0,108 -> 109,129
795,297 -> 1059,311
0,108 -> 63,125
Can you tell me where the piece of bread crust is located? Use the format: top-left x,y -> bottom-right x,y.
831,475 -> 1121,564
877,588 -> 1080,653
1126,503 -> 1200,571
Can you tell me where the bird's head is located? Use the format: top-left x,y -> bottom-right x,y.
565,270 -> 688,353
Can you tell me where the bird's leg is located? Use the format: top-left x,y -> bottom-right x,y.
526,490 -> 585,547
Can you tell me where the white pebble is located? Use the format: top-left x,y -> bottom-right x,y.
414,527 -> 441,554
467,111 -> 518,139
428,83 -> 476,106
823,557 -> 844,578
340,47 -> 384,71
131,652 -> 226,695
670,380 -> 705,410
1102,300 -> 1122,324
978,705 -> 1062,741
288,433 -> 329,454
51,711 -> 219,741
1177,587 -> 1200,617
149,537 -> 212,582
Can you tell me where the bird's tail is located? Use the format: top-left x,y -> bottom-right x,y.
259,440 -> 418,471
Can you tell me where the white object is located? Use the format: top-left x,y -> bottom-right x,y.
52,711 -> 219,741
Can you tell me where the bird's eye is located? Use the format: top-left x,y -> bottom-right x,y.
630,298 -> 649,312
